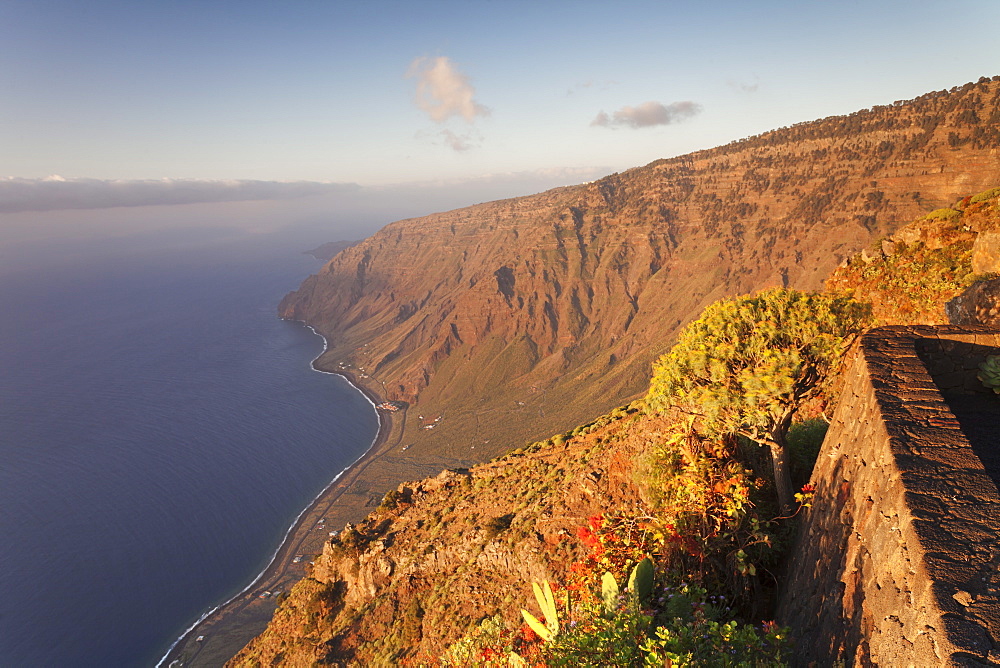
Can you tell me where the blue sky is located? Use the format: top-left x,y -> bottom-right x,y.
1,0 -> 998,231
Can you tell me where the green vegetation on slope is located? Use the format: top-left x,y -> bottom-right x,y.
827,185 -> 1000,323
647,289 -> 870,511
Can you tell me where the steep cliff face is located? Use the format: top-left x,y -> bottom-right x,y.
281,77 -> 1000,460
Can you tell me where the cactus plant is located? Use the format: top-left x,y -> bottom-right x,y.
521,581 -> 559,641
628,557 -> 655,603
601,571 -> 620,613
980,355 -> 1000,394
599,557 -> 655,615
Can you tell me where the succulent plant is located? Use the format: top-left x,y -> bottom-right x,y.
599,557 -> 655,615
628,557 -> 655,603
979,355 -> 1000,394
601,571 -> 620,613
521,580 -> 559,641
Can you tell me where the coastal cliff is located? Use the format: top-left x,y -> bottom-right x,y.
235,186 -> 1000,666
231,406 -> 651,664
222,75 -> 1000,664
281,77 -> 1000,464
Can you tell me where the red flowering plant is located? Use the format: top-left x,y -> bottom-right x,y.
569,513 -> 661,592
793,483 -> 816,509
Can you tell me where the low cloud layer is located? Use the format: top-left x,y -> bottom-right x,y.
591,100 -> 702,129
407,56 -> 490,124
0,177 -> 360,213
0,168 -> 614,250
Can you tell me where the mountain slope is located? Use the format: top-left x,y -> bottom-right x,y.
229,406 -> 658,665
281,77 -> 1000,462
234,186 -> 1000,667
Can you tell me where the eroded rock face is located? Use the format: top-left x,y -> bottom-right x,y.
947,277 -> 1000,327
972,231 -> 1000,274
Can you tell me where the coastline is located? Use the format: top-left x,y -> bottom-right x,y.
159,322 -> 405,668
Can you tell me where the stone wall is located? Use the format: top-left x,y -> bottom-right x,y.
779,326 -> 1000,666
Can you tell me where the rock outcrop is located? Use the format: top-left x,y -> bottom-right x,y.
828,186 -> 1000,325
948,277 -> 1000,327
972,230 -> 1000,274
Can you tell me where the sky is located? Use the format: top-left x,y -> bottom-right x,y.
1,0 -> 999,243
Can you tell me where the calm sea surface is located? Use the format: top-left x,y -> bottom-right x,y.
0,227 -> 378,666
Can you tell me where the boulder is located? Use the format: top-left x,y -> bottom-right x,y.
972,231 -> 1000,274
946,277 -> 1000,327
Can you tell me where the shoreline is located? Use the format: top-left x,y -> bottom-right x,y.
159,322 -> 404,668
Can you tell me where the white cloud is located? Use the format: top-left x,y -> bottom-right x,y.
407,56 -> 490,124
591,100 -> 702,129
0,177 -> 360,213
438,129 -> 479,152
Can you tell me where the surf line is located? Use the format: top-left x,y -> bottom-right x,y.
156,320 -> 382,667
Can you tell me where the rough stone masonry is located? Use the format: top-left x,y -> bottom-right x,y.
779,326 -> 1000,666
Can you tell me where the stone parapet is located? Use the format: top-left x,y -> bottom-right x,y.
779,326 -> 1000,666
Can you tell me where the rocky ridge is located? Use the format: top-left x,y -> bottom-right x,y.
827,185 -> 1000,324
281,77 -> 1000,463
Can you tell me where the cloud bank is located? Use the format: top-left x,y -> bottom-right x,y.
0,168 -> 614,249
407,56 -> 490,124
591,100 -> 702,129
0,177 -> 361,213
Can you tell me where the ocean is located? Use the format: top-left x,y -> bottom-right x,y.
0,225 -> 379,666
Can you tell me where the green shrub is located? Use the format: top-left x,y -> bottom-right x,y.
979,355 -> 1000,394
970,186 -> 1000,204
924,207 -> 961,221
640,591 -> 789,667
484,513 -> 515,540
786,418 -> 829,485
378,488 -> 401,511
